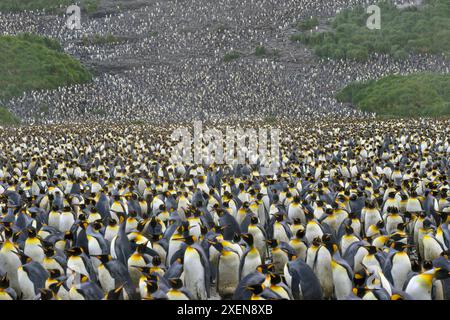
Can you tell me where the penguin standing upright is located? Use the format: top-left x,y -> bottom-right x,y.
239,233 -> 262,280
214,242 -> 240,298
178,236 -> 210,300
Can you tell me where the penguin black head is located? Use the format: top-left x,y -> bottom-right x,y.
295,229 -> 305,239
66,246 -> 83,257
146,280 -> 159,294
274,213 -> 284,222
266,239 -> 278,248
311,237 -> 322,247
365,246 -> 378,255
92,220 -> 103,231
353,287 -> 372,298
434,267 -> 450,280
353,270 -> 366,287
43,246 -> 55,258
390,242 -> 409,252
48,269 -> 62,279
39,288 -> 55,300
27,227 -> 37,238
0,275 -> 9,289
95,254 -> 111,265
344,224 -> 354,235
105,285 -> 124,300
180,235 -> 195,246
269,273 -> 282,285
168,278 -> 183,290
422,260 -> 433,271
256,264 -> 274,274
250,216 -> 259,225
152,255 -> 162,267
246,284 -> 264,295
241,233 -> 254,246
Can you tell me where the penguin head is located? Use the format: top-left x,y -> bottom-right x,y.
434,267 -> 450,280
179,235 -> 196,246
48,269 -> 62,279
256,264 -> 274,275
168,278 -> 183,290
250,216 -> 259,225
241,233 -> 254,246
364,245 -> 378,255
311,237 -> 322,247
0,274 -> 9,289
65,246 -> 83,257
269,273 -> 283,285
295,229 -> 305,239
95,254 -> 112,265
352,286 -> 373,298
266,239 -> 279,249
246,283 -> 264,295
105,285 -> 124,300
152,255 -> 162,267
26,227 -> 38,238
344,224 -> 354,235
43,245 -> 55,258
353,270 -> 367,287
390,241 -> 410,252
274,213 -> 284,222
146,280 -> 159,294
39,288 -> 56,300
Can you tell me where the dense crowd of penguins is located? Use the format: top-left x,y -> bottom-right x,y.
1,0 -> 447,124
0,119 -> 449,300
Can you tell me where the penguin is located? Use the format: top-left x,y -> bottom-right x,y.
15,251 -> 49,300
0,226 -> 22,295
166,278 -> 193,300
23,227 -> 45,263
383,242 -> 412,291
177,236 -> 210,300
65,247 -> 97,282
283,257 -> 322,300
247,216 -> 267,262
42,245 -> 66,275
95,254 -> 135,299
405,267 -> 450,300
0,275 -> 17,300
239,233 -> 262,279
211,241 -> 240,298
289,229 -> 308,261
331,257 -> 354,299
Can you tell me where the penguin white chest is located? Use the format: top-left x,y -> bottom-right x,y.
18,268 -> 36,300
184,248 -> 206,300
217,251 -> 240,297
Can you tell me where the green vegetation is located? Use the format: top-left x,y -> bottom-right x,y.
291,0 -> 450,60
0,34 -> 92,101
81,33 -> 123,46
223,51 -> 241,62
337,73 -> 450,117
255,46 -> 267,57
0,107 -> 20,125
0,0 -> 99,13
297,17 -> 319,31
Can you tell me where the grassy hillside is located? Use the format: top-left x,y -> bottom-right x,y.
0,34 -> 92,101
0,0 -> 99,12
292,0 -> 450,60
0,107 -> 20,125
336,73 -> 450,117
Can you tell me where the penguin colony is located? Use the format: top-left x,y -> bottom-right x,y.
2,0 -> 450,124
0,119 -> 448,300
